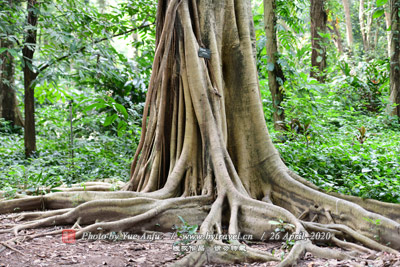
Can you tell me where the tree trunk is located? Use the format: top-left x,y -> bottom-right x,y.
373,19 -> 380,51
264,0 -> 286,130
1,1 -> 400,266
342,0 -> 354,48
389,0 -> 400,120
310,0 -> 327,82
385,9 -> 392,57
0,0 -> 24,127
365,0 -> 374,52
22,0 -> 38,157
359,0 -> 369,51
0,41 -> 24,127
328,18 -> 344,54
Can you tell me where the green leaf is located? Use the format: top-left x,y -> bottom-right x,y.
316,56 -> 323,63
8,49 -> 19,58
114,103 -> 129,119
178,216 -> 185,224
117,120 -> 127,137
373,9 -> 385,19
83,103 -> 106,113
267,62 -> 275,71
104,114 -> 118,126
376,0 -> 388,7
0,48 -> 7,55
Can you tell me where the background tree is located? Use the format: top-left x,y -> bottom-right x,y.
310,0 -> 327,82
389,0 -> 400,120
327,13 -> 344,54
342,0 -> 354,49
264,0 -> 286,130
385,7 -> 391,57
1,1 -> 400,266
359,0 -> 375,52
0,0 -> 24,127
22,0 -> 39,157
0,40 -> 24,127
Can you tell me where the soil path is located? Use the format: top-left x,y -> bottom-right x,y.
1,214 -> 399,266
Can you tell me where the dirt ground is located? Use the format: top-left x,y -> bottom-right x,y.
1,213 -> 399,267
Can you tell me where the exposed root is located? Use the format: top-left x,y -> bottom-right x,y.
0,241 -> 27,256
1,0 -> 400,266
331,236 -> 373,254
15,208 -> 73,221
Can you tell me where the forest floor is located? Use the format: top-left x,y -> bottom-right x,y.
0,214 -> 399,267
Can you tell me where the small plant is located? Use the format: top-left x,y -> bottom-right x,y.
269,219 -> 295,233
173,216 -> 198,249
354,126 -> 368,144
25,171 -> 62,196
269,219 -> 296,256
288,118 -> 313,147
2,187 -> 17,200
363,217 -> 381,241
282,239 -> 296,250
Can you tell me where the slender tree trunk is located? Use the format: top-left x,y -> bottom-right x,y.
342,0 -> 354,48
389,0 -> 400,120
328,18 -> 344,54
359,0 -> 368,50
310,0 -> 327,82
23,0 -> 38,157
264,0 -> 286,130
365,0 -> 374,51
373,19 -> 380,51
385,9 -> 392,57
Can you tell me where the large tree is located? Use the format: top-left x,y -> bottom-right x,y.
1,0 -> 400,266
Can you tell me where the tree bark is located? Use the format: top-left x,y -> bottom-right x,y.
373,19 -> 380,51
310,0 -> 327,82
389,0 -> 400,120
359,0 -> 368,50
359,0 -> 374,52
385,9 -> 392,57
342,0 -> 354,48
365,0 -> 374,51
328,17 -> 344,54
0,0 -> 24,127
264,0 -> 286,130
0,41 -> 24,127
22,0 -> 38,157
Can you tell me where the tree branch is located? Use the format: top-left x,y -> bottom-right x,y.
37,23 -> 154,73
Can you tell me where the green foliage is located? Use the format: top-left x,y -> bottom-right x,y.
334,59 -> 389,112
363,217 -> 382,241
173,216 -> 198,249
0,101 -> 140,190
0,0 -> 154,193
271,113 -> 400,203
268,219 -> 295,233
